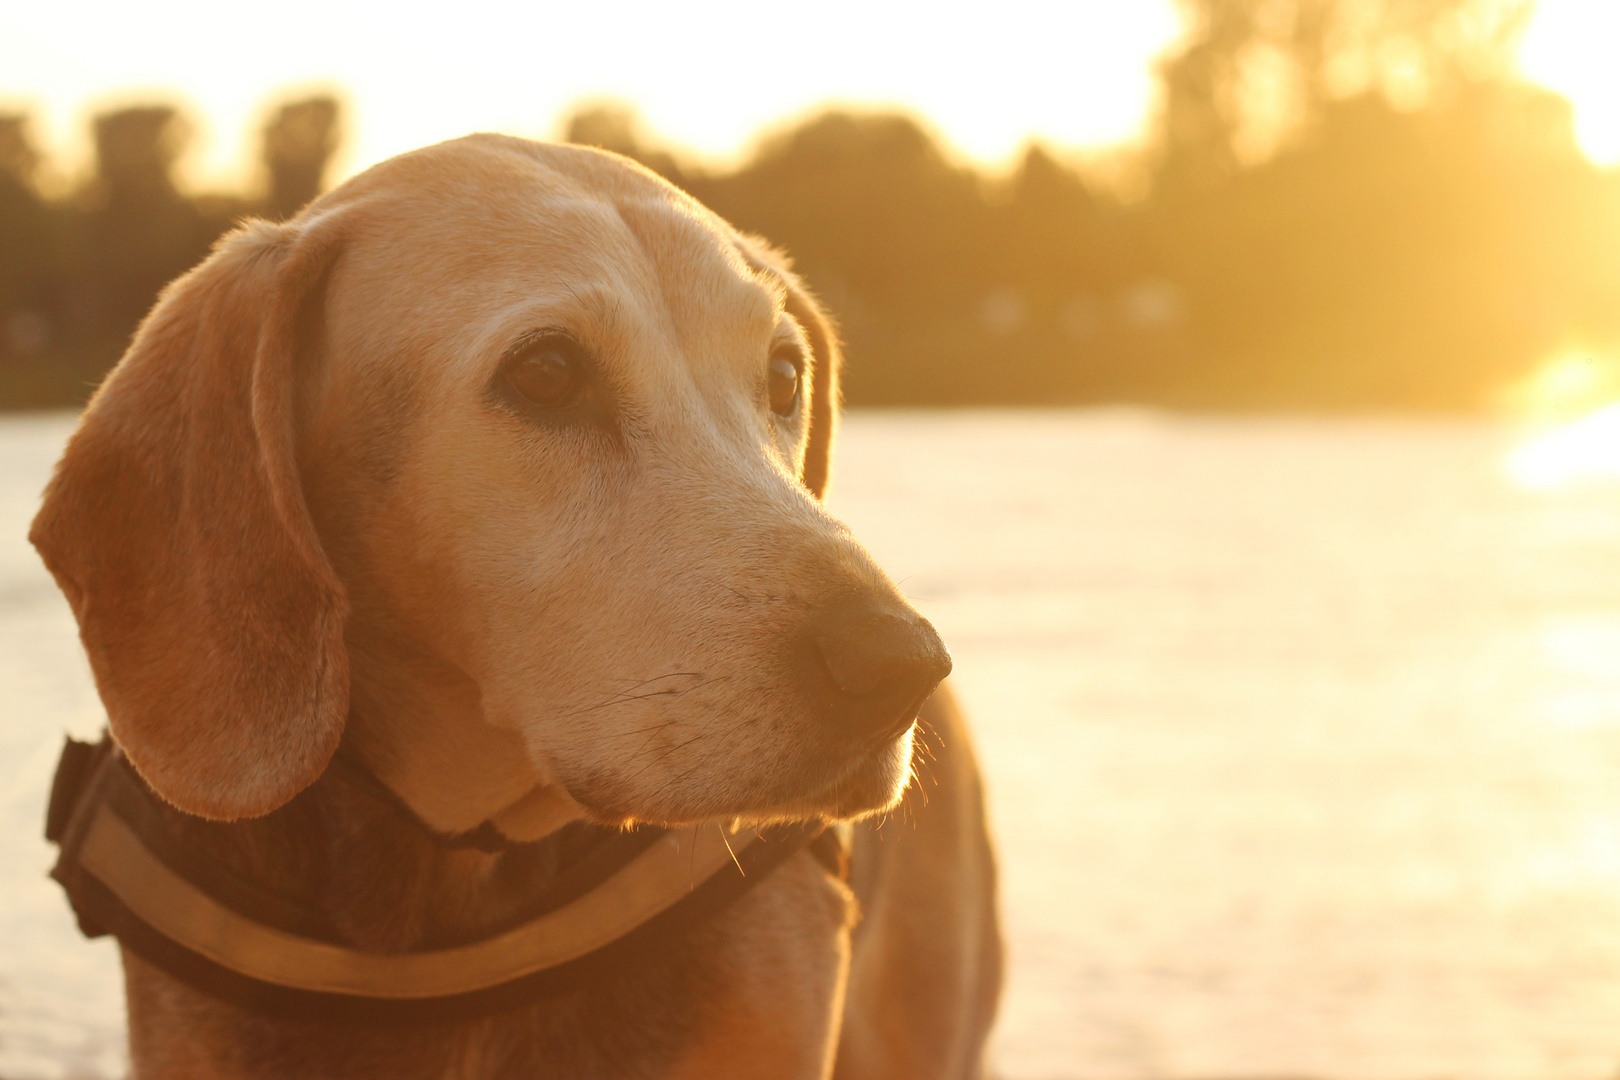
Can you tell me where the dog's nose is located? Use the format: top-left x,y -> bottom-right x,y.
807,600 -> 952,743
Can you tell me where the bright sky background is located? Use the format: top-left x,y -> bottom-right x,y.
0,0 -> 1183,191
0,0 -> 1616,192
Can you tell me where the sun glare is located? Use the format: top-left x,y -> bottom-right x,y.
1519,0 -> 1620,167
1508,402 -> 1620,491
1509,353 -> 1618,415
1504,354 -> 1620,490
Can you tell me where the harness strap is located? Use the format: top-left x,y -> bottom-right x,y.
47,736 -> 848,1023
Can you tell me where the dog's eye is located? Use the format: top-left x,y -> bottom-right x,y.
768,351 -> 801,417
504,336 -> 584,409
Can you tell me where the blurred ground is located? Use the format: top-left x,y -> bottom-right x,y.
6,409 -> 1620,1078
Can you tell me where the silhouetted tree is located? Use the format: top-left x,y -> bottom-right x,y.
263,96 -> 340,220
558,86 -> 1619,409
563,103 -> 683,182
1155,0 -> 1533,191
0,97 -> 348,404
0,114 -> 57,366
83,106 -> 210,336
0,114 -> 39,186
1,73 -> 1617,411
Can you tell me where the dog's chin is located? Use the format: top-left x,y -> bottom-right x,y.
564,725 -> 917,827
738,724 -> 918,823
791,726 -> 916,820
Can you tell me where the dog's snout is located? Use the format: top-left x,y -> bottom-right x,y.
807,600 -> 951,742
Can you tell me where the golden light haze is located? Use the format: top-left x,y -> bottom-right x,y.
3,0 -> 1618,189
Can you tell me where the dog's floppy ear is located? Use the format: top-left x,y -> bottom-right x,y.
785,277 -> 842,500
31,220 -> 348,821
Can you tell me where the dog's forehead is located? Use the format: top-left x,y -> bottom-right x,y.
326,137 -> 783,370
609,197 -> 786,350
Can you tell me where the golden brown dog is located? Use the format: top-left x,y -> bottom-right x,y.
32,134 -> 1000,1079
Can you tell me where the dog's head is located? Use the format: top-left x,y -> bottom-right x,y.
31,135 -> 949,829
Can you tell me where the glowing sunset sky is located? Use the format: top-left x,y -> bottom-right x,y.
0,0 -> 1614,190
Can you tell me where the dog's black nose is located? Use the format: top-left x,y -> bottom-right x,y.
807,600 -> 951,743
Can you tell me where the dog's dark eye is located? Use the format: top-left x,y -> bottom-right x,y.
504,335 -> 584,409
768,351 -> 801,417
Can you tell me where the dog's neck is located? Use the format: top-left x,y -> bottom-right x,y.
148,745 -> 586,952
339,622 -> 588,843
125,745 -> 740,1079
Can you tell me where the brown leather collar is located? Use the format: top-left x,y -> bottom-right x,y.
46,736 -> 848,1023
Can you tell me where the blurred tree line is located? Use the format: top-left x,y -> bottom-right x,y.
2,0 -> 1616,410
0,97 -> 337,406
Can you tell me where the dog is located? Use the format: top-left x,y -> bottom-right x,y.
31,134 -> 1001,1079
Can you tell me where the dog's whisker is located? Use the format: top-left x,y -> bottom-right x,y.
562,674 -> 728,720
613,671 -> 706,692
605,719 -> 684,740
718,825 -> 744,877
621,731 -> 712,787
